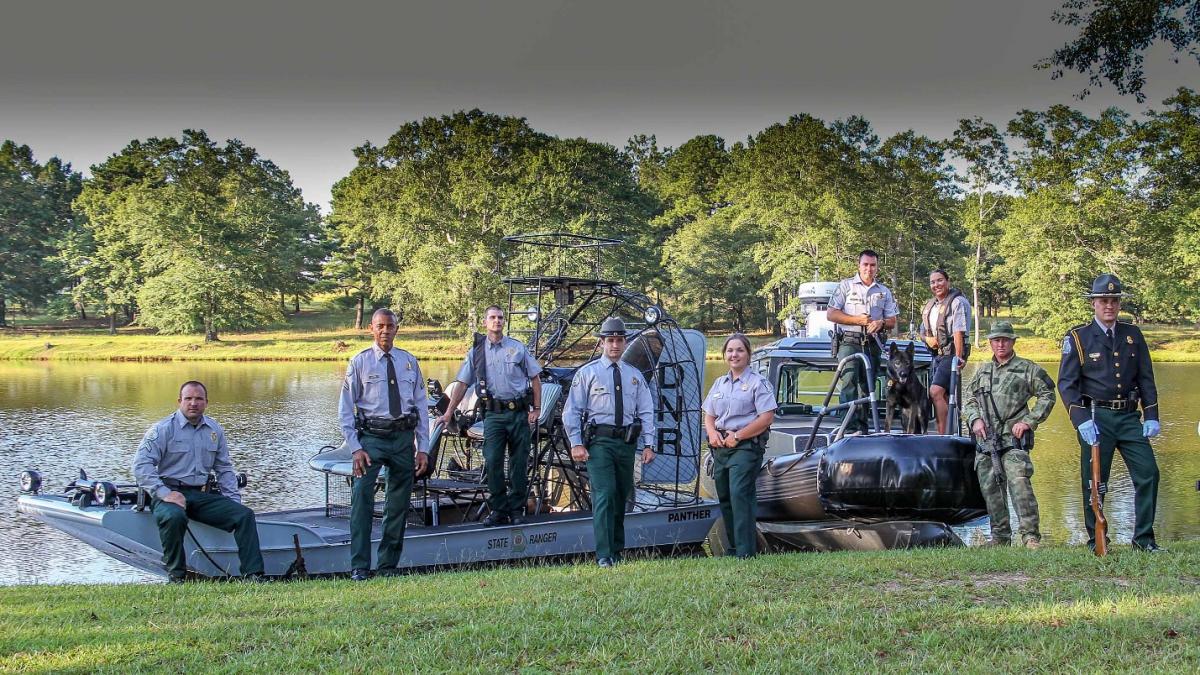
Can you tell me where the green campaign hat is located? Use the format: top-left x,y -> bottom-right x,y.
595,317 -> 628,337
1085,273 -> 1129,298
986,321 -> 1017,340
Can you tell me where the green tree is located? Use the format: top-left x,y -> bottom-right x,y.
720,114 -> 864,329
1136,87 -> 1200,321
860,130 -> 962,331
0,141 -> 82,326
948,118 -> 1011,344
76,131 -> 322,340
661,212 -> 766,331
1002,105 -> 1142,337
1041,0 -> 1200,102
331,110 -> 656,329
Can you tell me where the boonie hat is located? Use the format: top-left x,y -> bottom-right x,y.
986,321 -> 1017,340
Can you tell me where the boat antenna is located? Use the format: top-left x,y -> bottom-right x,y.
909,241 -> 917,336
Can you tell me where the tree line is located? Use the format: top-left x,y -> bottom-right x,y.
3,92 -> 1200,341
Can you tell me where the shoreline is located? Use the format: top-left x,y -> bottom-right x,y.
2,320 -> 1198,363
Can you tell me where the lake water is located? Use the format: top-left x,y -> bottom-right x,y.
2,359 -> 1198,584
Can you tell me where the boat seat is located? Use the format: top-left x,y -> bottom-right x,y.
417,422 -> 487,525
466,422 -> 485,442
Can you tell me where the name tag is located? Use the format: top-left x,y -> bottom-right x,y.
592,386 -> 608,394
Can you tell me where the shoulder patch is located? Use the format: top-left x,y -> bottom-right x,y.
143,426 -> 159,442
1061,336 -> 1072,355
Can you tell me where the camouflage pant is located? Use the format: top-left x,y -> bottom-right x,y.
974,448 -> 1040,544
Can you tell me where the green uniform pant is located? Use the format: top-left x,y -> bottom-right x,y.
350,430 -> 416,570
712,440 -> 765,558
836,341 -> 880,434
152,487 -> 264,579
1078,408 -> 1159,548
483,409 -> 532,515
974,448 -> 1040,544
586,435 -> 636,561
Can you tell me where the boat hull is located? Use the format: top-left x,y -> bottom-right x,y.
703,433 -> 987,552
17,494 -> 718,578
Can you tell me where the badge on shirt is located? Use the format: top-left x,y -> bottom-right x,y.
1088,352 -> 1100,361
405,361 -> 411,370
1126,335 -> 1133,344
741,383 -> 749,391
211,432 -> 218,443
632,377 -> 639,385
507,347 -> 515,356
714,392 -> 723,399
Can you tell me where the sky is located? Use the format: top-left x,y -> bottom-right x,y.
4,0 -> 1198,211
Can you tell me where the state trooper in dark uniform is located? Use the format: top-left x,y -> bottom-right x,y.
1058,274 -> 1164,553
338,308 -> 430,580
562,317 -> 656,567
438,305 -> 543,526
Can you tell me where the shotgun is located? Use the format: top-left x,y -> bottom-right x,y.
1089,401 -> 1108,557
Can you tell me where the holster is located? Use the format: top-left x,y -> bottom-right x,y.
623,420 -> 643,445
830,330 -> 842,358
1013,430 -> 1035,452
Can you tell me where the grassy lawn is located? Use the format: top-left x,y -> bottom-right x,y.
0,543 -> 1196,672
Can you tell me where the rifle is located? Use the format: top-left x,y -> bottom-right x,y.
973,386 -> 1006,489
282,533 -> 308,580
1089,401 -> 1108,557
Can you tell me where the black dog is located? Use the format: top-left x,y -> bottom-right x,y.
884,342 -> 928,434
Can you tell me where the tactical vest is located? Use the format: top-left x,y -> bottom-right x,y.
921,289 -> 971,359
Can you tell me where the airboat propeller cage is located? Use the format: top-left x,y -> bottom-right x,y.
500,232 -> 707,488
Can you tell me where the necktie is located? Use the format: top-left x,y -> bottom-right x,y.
384,352 -> 402,418
612,363 -> 624,426
1105,328 -> 1114,349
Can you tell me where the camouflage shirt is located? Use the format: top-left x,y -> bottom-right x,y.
963,355 -> 1057,450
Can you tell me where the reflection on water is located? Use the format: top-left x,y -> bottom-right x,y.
1,359 -> 1198,584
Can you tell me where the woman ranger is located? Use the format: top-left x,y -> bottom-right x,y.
702,334 -> 777,558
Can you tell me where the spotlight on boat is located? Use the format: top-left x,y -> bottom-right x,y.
19,470 -> 42,494
524,307 -> 539,323
92,481 -> 118,506
643,305 -> 662,326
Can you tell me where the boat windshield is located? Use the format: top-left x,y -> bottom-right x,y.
774,359 -> 888,415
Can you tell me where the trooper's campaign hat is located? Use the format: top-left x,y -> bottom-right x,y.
1085,273 -> 1129,298
595,317 -> 628,337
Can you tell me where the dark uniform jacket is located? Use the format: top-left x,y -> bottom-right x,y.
1058,320 -> 1159,428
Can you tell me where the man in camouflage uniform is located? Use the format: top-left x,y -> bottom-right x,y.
962,321 -> 1057,549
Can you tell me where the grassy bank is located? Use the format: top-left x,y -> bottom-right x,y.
1,543 -> 1197,672
2,307 -> 1198,362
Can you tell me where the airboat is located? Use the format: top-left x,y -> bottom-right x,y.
16,233 -> 719,579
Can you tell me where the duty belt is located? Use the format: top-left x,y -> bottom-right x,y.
840,332 -> 869,344
485,397 -> 525,412
1087,397 -> 1139,412
592,423 -> 630,438
162,478 -> 206,490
